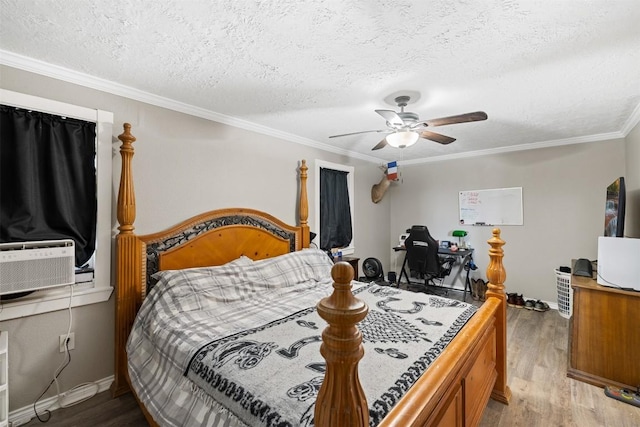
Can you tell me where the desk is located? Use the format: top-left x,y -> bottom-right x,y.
393,246 -> 475,301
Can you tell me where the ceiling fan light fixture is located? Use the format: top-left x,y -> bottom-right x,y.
386,131 -> 419,148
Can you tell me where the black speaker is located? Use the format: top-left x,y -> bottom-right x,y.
574,258 -> 593,277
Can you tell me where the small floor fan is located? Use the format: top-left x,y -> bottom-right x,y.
362,257 -> 384,282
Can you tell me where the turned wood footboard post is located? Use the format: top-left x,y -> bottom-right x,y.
299,160 -> 310,248
485,228 -> 512,404
111,123 -> 143,397
315,262 -> 369,427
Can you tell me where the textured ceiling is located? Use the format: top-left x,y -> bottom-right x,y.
1,0 -> 639,164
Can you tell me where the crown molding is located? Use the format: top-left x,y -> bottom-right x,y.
1,49 -> 633,166
401,130 -> 626,165
0,50 -> 381,164
621,101 -> 640,136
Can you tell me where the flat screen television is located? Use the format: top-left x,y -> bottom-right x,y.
603,177 -> 625,237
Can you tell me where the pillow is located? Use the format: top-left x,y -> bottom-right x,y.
149,255 -> 254,297
246,248 -> 334,288
151,255 -> 253,281
147,249 -> 333,309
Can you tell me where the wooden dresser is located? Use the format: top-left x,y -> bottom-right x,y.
568,275 -> 640,389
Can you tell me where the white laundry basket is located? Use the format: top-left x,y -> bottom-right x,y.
555,269 -> 573,319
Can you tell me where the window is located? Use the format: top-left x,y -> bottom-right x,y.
314,160 -> 355,255
0,89 -> 113,320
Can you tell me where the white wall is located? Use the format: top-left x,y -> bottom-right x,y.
389,139 -> 627,303
0,65 -> 390,411
624,121 -> 640,238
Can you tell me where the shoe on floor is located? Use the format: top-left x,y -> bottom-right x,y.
513,294 -> 526,308
524,299 -> 536,310
534,300 -> 550,312
508,293 -> 525,308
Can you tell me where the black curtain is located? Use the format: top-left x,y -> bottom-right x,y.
0,105 -> 97,266
319,168 -> 352,251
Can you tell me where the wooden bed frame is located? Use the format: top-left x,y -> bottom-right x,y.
111,123 -> 511,426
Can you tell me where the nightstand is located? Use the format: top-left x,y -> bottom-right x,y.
335,256 -> 359,279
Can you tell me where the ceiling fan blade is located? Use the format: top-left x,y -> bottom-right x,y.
422,111 -> 488,127
375,109 -> 404,127
371,138 -> 389,150
420,130 -> 456,145
329,129 -> 388,138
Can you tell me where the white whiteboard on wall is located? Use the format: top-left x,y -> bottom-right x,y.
459,187 -> 523,226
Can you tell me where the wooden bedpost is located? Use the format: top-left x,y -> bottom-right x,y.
485,228 -> 512,405
299,160 -> 310,248
111,123 -> 143,397
315,262 -> 369,427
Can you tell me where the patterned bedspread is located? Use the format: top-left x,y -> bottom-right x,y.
127,249 -> 477,427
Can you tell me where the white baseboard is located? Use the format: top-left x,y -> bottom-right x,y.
9,376 -> 113,427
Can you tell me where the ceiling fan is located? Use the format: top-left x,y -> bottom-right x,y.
329,96 -> 488,150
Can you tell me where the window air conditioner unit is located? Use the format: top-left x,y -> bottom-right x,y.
0,239 -> 75,295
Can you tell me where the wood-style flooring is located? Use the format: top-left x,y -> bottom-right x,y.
20,289 -> 640,427
478,302 -> 640,427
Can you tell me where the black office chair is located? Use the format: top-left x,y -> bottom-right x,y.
404,225 -> 456,293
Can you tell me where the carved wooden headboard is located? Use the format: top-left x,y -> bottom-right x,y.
111,123 -> 310,397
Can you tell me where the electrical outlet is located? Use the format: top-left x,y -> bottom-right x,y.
59,332 -> 75,352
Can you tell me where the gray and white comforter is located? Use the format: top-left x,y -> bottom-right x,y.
127,248 -> 477,427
